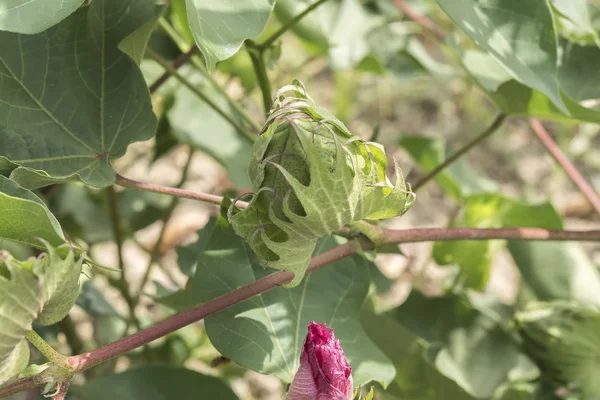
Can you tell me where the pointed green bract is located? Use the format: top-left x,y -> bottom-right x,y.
515,301 -> 600,397
0,243 -> 83,384
34,242 -> 84,325
228,82 -> 414,286
0,0 -> 159,187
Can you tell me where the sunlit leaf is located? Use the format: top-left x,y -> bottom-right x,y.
186,0 -> 276,71
0,0 -> 82,34
437,0 -> 567,113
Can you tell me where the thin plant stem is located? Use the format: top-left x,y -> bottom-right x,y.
392,0 -> 446,41
529,119 -> 600,216
25,331 -> 69,366
4,225 -> 600,397
135,148 -> 195,303
146,48 -> 256,143
390,0 -> 600,214
412,114 -> 506,191
257,0 -> 332,50
149,46 -> 199,93
246,41 -> 273,114
107,187 -> 142,332
114,174 -> 248,208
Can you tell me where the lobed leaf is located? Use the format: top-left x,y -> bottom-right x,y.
0,0 -> 161,187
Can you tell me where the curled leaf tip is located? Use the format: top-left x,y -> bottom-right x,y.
287,321 -> 353,400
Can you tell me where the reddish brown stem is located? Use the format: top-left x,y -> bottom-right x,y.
149,46 -> 199,93
529,119 -> 600,216
114,174 -> 248,208
3,226 -> 600,397
392,0 -> 446,40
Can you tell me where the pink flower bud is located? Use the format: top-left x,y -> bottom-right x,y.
286,321 -> 353,400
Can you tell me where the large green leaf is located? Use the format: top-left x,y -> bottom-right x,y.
186,0 -> 276,71
391,291 -> 521,398
76,365 -> 239,399
0,0 -> 82,34
0,0 -> 159,187
437,0 -> 567,113
433,194 -> 561,290
399,136 -> 498,199
0,175 -> 64,247
190,219 -> 395,386
361,308 -> 477,400
0,243 -> 83,384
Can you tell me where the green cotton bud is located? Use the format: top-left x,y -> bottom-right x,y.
228,81 -> 415,286
515,301 -> 600,397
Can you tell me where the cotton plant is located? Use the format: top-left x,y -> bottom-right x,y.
229,81 -> 415,286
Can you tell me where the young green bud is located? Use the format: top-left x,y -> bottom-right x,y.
229,81 -> 414,286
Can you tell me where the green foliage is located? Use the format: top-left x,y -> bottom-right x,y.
516,301 -> 600,397
76,365 -> 239,399
0,0 -> 159,187
432,194 -> 562,290
0,0 -> 600,398
0,0 -> 83,34
229,82 -> 414,286
191,219 -> 395,386
0,175 -> 65,247
0,243 -> 82,384
185,0 -> 276,71
438,0 -> 566,113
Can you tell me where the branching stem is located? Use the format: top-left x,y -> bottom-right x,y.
4,225 -> 600,397
412,114 -> 506,191
146,48 -> 256,143
25,331 -> 69,367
